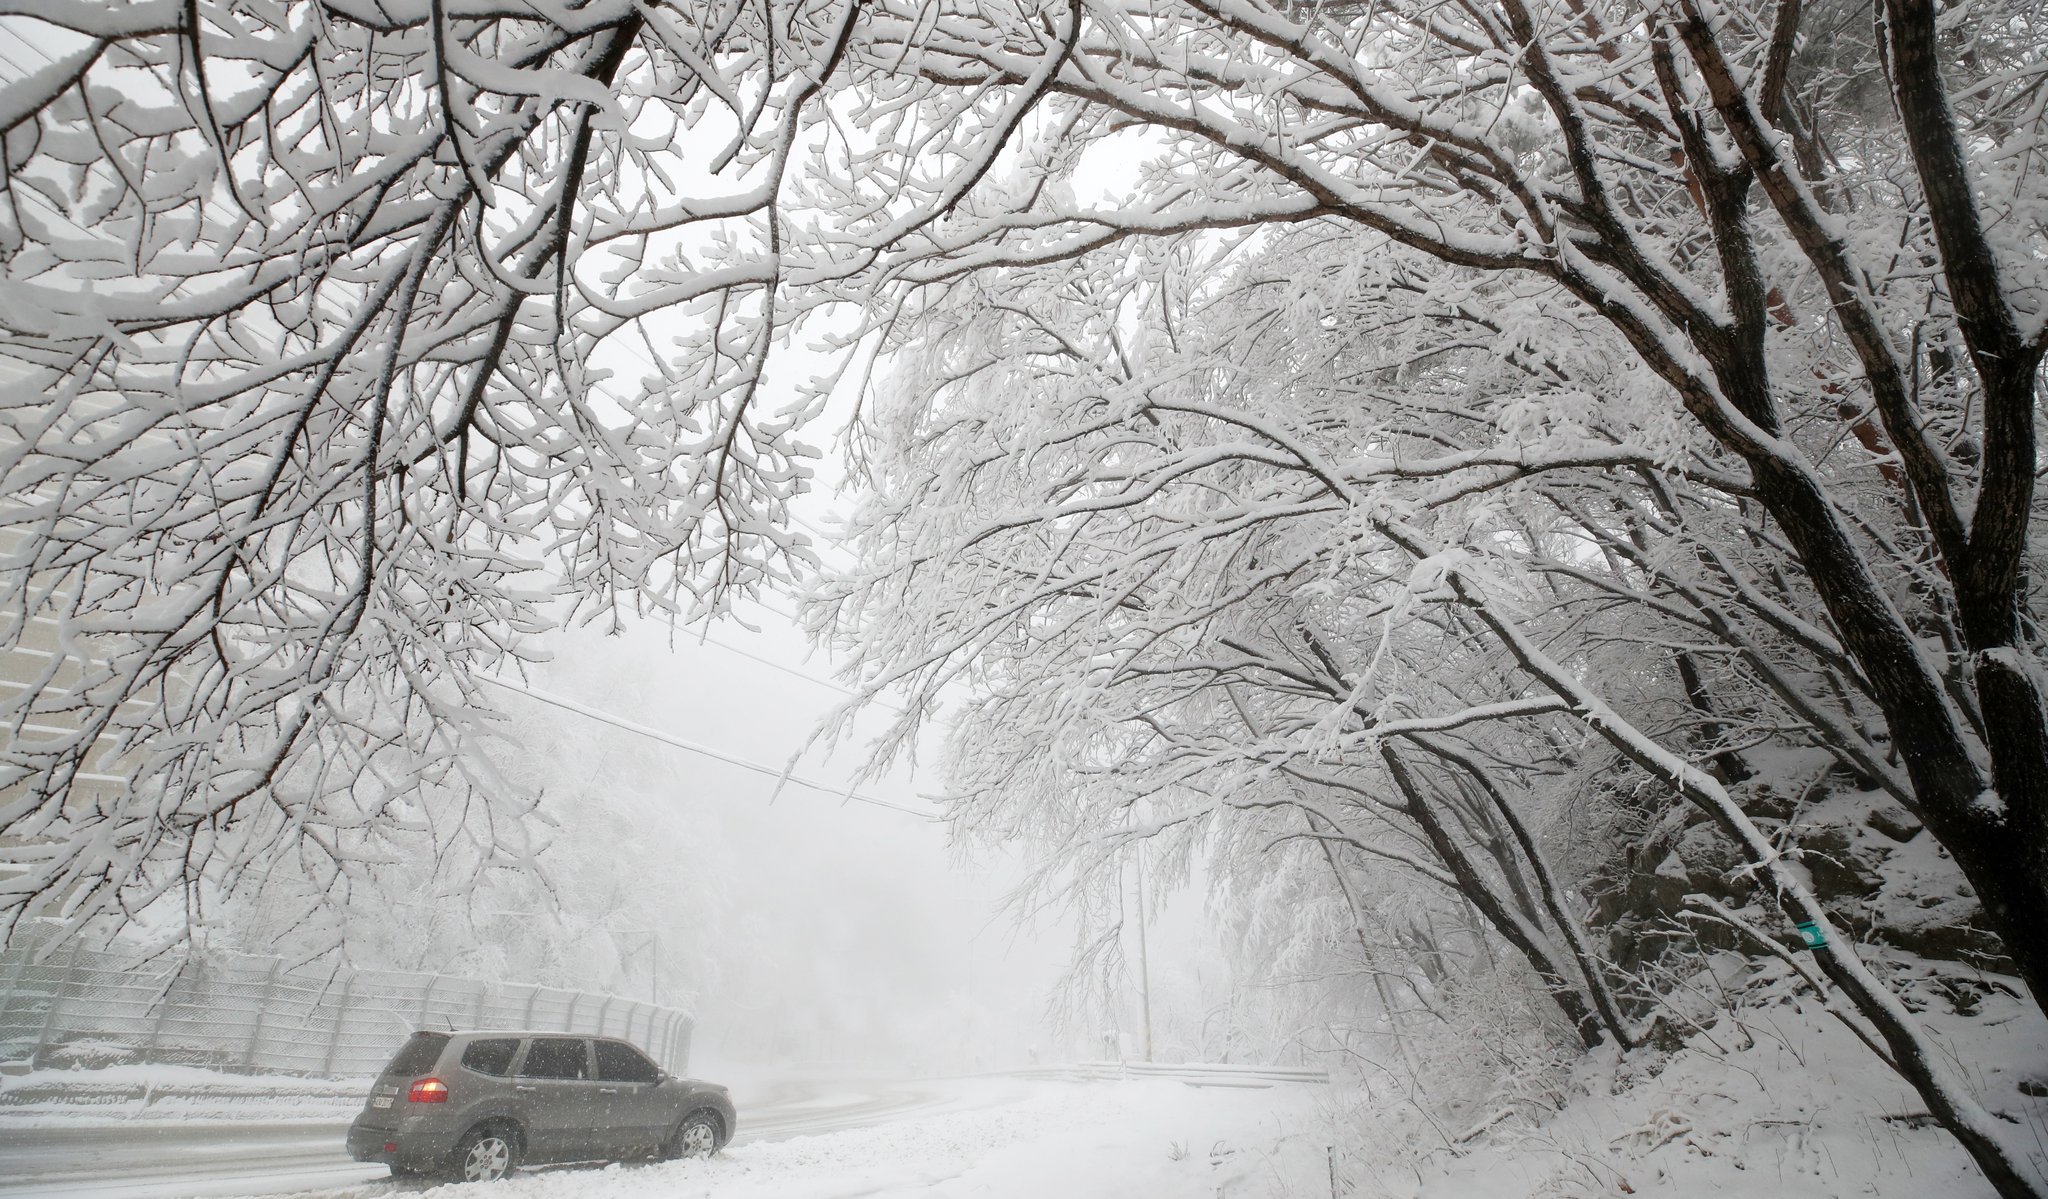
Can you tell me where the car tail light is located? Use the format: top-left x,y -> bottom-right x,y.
408,1077 -> 449,1103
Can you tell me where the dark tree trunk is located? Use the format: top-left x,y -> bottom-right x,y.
1380,747 -> 1610,1050
1663,0 -> 2048,1021
1415,735 -> 1635,1048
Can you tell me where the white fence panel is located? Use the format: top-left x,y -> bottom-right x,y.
0,943 -> 692,1077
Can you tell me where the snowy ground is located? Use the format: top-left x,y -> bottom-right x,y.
0,1073 -> 1328,1199
1326,957 -> 2048,1199
13,981 -> 2046,1199
373,1079 -> 1322,1199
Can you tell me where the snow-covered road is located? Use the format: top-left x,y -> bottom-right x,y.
0,1074 -> 1073,1199
0,1074 -> 1325,1199
0,1122 -> 382,1199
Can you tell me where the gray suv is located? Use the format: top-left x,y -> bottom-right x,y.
346,1030 -> 736,1182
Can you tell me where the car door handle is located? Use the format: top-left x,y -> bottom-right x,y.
598,1087 -> 619,1094
514,1084 -> 537,1093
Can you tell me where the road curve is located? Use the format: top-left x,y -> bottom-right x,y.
0,1074 -> 1004,1199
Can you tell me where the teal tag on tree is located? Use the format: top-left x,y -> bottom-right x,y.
1795,920 -> 1826,949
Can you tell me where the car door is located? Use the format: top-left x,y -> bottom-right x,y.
511,1036 -> 602,1161
592,1039 -> 671,1152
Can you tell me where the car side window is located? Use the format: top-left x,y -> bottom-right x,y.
594,1040 -> 661,1084
461,1038 -> 519,1077
519,1037 -> 591,1080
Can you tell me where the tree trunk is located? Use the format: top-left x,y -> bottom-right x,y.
1472,592 -> 2046,1199
1745,456 -> 2048,1014
1414,735 -> 1636,1048
1380,747 -> 1610,1050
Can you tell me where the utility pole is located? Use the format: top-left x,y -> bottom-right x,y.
1133,844 -> 1153,1063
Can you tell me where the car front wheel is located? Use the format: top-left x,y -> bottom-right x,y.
452,1126 -> 519,1183
664,1111 -> 721,1160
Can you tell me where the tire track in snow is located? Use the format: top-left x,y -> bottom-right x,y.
0,1075 -> 1009,1199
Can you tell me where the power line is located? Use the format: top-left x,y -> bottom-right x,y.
538,556 -> 902,711
681,623 -> 901,710
665,591 -> 907,713
474,672 -> 937,820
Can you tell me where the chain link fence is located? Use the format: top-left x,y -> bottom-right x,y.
0,941 -> 692,1078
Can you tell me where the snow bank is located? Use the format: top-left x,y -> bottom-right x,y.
0,1063 -> 371,1124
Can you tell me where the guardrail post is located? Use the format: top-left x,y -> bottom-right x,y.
415,974 -> 438,1030
593,994 -> 612,1037
562,990 -> 579,1033
520,983 -> 539,1028
242,960 -> 281,1069
470,980 -> 487,1028
320,972 -> 353,1077
32,942 -> 86,1067
195,956 -> 231,1063
143,953 -> 194,1059
0,946 -> 31,1044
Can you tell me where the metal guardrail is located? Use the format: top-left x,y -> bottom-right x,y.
1010,1061 -> 1331,1086
0,1074 -> 369,1116
0,942 -> 692,1078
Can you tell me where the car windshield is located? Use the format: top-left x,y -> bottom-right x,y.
379,1033 -> 449,1078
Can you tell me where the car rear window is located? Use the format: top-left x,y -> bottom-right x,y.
461,1038 -> 520,1077
519,1037 -> 590,1080
382,1032 -> 450,1077
594,1040 -> 660,1084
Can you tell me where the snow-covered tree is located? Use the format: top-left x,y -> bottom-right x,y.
815,0 -> 2048,1033
812,171 -> 2045,1198
4,0 -> 2046,1188
0,0 -> 844,936
795,1 -> 2045,1190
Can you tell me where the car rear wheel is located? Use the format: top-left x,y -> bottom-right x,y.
664,1110 -> 721,1160
452,1126 -> 519,1183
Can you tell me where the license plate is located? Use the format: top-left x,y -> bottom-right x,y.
370,1096 -> 393,1108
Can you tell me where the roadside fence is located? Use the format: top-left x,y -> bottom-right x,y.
1011,1061 -> 1331,1086
0,941 -> 692,1079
